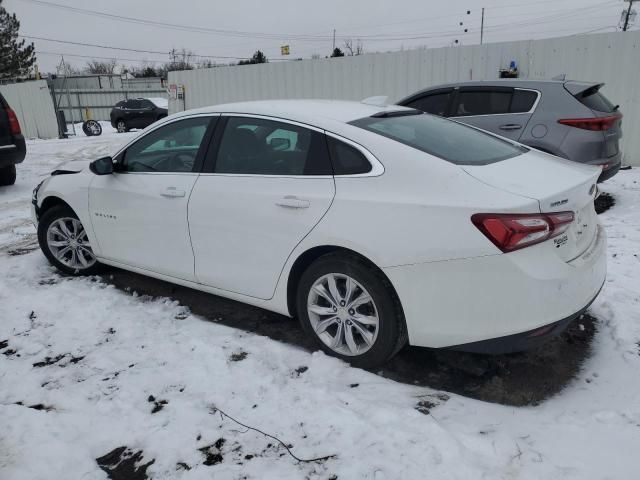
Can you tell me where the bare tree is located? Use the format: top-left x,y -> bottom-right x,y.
85,59 -> 117,74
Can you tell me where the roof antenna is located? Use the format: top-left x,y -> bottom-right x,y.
361,96 -> 388,107
552,73 -> 566,81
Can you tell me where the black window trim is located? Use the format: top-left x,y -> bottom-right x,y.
449,86 -> 541,119
200,113 -> 384,178
112,113 -> 219,175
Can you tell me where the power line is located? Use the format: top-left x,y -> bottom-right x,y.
21,35 -> 250,60
18,0 -> 617,43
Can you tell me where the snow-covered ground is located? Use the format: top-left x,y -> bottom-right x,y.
1,134 -> 639,479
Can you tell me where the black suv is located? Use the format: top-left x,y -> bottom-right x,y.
0,91 -> 25,186
110,98 -> 168,133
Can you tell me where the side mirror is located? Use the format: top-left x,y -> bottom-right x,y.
89,156 -> 114,175
270,137 -> 290,150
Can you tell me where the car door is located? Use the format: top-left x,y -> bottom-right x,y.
188,115 -> 336,299
450,87 -> 537,141
124,99 -> 144,128
138,99 -> 157,128
89,115 -> 217,281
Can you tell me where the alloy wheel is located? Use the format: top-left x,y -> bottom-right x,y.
307,273 -> 380,356
117,120 -> 126,133
46,217 -> 96,270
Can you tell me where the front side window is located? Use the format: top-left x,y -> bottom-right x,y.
350,113 -> 526,165
214,117 -> 332,175
120,117 -> 211,173
405,92 -> 452,117
454,90 -> 512,116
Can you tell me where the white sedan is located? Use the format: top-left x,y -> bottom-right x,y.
32,100 -> 606,367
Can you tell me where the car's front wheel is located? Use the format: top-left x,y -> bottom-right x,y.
37,205 -> 102,275
296,252 -> 407,369
116,119 -> 127,133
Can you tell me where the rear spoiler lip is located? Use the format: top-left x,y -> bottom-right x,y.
563,81 -> 604,96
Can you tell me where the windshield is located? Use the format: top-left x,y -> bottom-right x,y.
350,113 -> 527,165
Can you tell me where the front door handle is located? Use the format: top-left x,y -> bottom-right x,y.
276,196 -> 310,209
161,187 -> 186,198
499,124 -> 522,131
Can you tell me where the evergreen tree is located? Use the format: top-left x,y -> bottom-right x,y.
238,50 -> 268,66
330,47 -> 345,58
0,0 -> 36,79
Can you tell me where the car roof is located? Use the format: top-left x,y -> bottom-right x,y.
173,99 -> 414,129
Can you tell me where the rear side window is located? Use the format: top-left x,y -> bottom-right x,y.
510,90 -> 538,113
350,113 -> 526,165
454,90 -> 511,116
327,137 -> 372,175
575,86 -> 616,113
405,92 -> 452,117
214,117 -> 332,175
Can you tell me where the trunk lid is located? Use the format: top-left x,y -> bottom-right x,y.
463,151 -> 601,261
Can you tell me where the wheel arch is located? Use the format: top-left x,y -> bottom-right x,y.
39,195 -> 74,217
285,245 -> 404,320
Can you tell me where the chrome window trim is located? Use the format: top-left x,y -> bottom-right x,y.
449,88 -> 541,119
199,113 -> 384,178
111,113 -> 221,158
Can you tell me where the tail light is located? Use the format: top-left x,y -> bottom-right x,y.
5,107 -> 21,135
471,212 -> 574,252
558,114 -> 621,131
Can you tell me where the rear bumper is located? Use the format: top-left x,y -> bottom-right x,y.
584,151 -> 621,183
0,135 -> 26,167
384,223 -> 607,350
444,284 -> 602,354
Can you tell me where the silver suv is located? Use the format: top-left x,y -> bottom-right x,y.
397,80 -> 622,182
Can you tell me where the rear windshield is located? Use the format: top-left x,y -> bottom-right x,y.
349,113 -> 527,165
575,86 -> 616,113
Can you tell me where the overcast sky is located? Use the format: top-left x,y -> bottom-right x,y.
4,0 -> 630,73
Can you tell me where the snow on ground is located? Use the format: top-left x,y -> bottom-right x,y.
1,134 -> 639,479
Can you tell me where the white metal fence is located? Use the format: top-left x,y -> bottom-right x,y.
0,80 -> 59,139
53,87 -> 167,123
169,31 -> 640,166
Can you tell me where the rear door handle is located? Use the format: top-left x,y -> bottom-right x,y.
276,195 -> 310,209
499,124 -> 522,131
161,187 -> 186,198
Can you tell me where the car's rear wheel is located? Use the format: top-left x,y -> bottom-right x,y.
296,252 -> 407,368
38,205 -> 102,275
0,164 -> 16,186
116,119 -> 127,133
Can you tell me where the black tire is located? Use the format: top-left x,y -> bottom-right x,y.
83,120 -> 102,137
37,204 -> 103,276
0,164 -> 16,186
296,252 -> 407,369
116,119 -> 128,133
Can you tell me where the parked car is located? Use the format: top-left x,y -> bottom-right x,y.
0,91 -> 25,186
110,97 -> 168,133
397,80 -> 623,182
32,100 -> 606,367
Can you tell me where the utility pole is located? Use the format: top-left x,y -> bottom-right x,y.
332,29 -> 336,50
623,0 -> 635,31
480,8 -> 485,44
